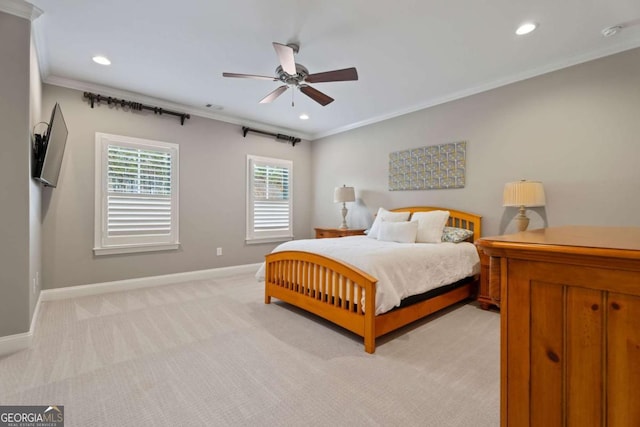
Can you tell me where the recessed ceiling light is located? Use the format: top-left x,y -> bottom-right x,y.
516,22 -> 537,36
299,114 -> 309,120
92,55 -> 111,66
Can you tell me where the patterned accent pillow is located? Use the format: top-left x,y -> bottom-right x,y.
441,227 -> 474,243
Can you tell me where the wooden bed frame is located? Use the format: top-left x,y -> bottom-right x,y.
264,206 -> 482,353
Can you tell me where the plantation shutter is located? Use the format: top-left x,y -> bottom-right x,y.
247,156 -> 293,242
107,145 -> 172,237
95,133 -> 179,255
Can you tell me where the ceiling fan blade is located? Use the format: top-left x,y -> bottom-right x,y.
306,67 -> 358,83
272,42 -> 297,75
299,85 -> 334,106
222,72 -> 278,81
259,85 -> 289,104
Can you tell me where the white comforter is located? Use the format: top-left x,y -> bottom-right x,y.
256,236 -> 480,315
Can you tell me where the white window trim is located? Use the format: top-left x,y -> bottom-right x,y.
94,133 -> 180,255
246,155 -> 293,244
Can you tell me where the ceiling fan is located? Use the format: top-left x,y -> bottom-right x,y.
222,42 -> 358,106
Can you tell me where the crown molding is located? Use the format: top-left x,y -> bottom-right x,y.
0,0 -> 42,21
31,12 -> 50,80
311,39 -> 640,140
44,75 -> 312,141
2,0 -> 49,80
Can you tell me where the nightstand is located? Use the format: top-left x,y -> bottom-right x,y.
315,228 -> 366,239
476,250 -> 499,310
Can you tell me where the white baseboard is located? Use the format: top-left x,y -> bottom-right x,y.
40,263 -> 262,301
0,263 -> 261,357
0,291 -> 43,358
0,331 -> 32,358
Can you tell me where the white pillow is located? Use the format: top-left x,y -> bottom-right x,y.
378,220 -> 419,243
367,208 -> 411,239
411,210 -> 450,243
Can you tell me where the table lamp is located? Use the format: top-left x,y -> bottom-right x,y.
334,185 -> 356,229
503,180 -> 546,232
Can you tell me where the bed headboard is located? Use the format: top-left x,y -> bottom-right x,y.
390,206 -> 482,240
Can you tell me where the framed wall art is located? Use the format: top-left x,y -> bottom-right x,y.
389,141 -> 466,191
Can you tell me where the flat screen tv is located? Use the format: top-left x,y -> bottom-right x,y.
33,102 -> 68,187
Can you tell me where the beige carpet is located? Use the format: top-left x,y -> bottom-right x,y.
0,273 -> 500,426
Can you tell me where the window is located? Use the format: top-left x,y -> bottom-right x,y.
246,155 -> 293,243
94,133 -> 179,255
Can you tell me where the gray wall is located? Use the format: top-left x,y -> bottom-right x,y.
0,12 -> 31,336
29,35 -> 43,320
41,84 -> 312,289
311,48 -> 640,237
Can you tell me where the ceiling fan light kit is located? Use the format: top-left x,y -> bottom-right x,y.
223,42 -> 358,107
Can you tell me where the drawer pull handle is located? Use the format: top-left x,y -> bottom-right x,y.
611,302 -> 621,310
547,350 -> 560,363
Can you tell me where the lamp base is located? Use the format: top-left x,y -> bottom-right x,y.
339,204 -> 349,229
515,206 -> 530,232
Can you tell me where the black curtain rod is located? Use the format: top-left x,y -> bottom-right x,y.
242,126 -> 301,146
83,92 -> 191,125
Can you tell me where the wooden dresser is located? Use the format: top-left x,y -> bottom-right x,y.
314,227 -> 366,239
476,226 -> 640,427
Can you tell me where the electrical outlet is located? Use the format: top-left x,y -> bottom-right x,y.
216,247 -> 223,256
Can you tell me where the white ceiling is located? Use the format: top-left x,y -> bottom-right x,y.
23,0 -> 640,140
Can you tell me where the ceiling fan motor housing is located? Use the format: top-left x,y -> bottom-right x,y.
276,64 -> 309,86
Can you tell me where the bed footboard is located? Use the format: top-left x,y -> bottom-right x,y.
264,250 -> 379,353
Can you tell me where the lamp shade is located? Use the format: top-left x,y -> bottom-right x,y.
503,180 -> 546,207
334,186 -> 355,203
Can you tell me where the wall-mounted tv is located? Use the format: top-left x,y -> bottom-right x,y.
33,102 -> 68,187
